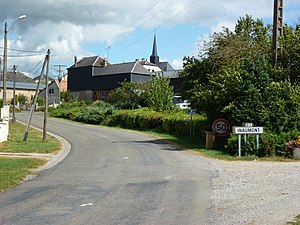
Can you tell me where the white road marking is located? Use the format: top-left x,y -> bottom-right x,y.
80,203 -> 94,207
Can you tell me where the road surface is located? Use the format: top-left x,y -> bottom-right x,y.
0,112 -> 217,225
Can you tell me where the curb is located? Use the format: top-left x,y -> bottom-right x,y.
33,131 -> 71,172
15,120 -> 71,173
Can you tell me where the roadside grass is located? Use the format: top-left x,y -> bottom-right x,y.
0,122 -> 61,153
135,130 -> 298,162
287,215 -> 300,225
0,158 -> 45,192
0,121 -> 61,191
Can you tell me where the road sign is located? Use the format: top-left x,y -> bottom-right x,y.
233,126 -> 264,134
212,119 -> 230,136
188,109 -> 196,115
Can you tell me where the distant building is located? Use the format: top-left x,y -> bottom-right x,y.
67,33 -> 185,102
38,81 -> 60,106
67,56 -> 155,101
0,71 -> 44,103
149,33 -> 184,94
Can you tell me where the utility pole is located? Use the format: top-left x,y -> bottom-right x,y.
43,49 -> 51,141
12,65 -> 17,123
272,0 -> 283,66
2,15 -> 27,106
23,53 -> 47,142
3,22 -> 8,105
0,57 -> 2,102
54,64 -> 67,82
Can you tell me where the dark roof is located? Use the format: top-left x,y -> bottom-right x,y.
0,71 -> 34,83
33,74 -> 55,82
0,81 -> 45,90
70,56 -> 110,68
159,61 -> 175,72
164,69 -> 183,78
94,61 -> 152,76
138,60 -> 157,66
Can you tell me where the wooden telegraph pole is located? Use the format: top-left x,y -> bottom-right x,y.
272,0 -> 283,66
43,49 -> 51,141
23,51 -> 49,142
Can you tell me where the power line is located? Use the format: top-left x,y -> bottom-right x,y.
111,0 -> 200,57
7,54 -> 45,58
94,0 -> 176,54
0,46 -> 44,54
27,58 -> 44,74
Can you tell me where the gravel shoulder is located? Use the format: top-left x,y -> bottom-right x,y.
208,159 -> 300,225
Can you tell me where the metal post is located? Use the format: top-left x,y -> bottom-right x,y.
12,65 -> 16,122
238,134 -> 242,157
189,113 -> 193,139
2,22 -> 8,106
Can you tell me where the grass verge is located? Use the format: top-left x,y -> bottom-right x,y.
0,121 -> 61,191
288,215 -> 300,225
0,158 -> 45,192
0,122 -> 61,153
134,130 -> 297,162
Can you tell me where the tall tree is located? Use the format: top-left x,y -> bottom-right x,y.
145,75 -> 174,112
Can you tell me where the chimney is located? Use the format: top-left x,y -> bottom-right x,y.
74,56 -> 77,66
103,58 -> 108,67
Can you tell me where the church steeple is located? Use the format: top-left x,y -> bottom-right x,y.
150,32 -> 159,65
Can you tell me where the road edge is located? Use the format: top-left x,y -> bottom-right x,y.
33,131 -> 71,172
16,120 -> 71,172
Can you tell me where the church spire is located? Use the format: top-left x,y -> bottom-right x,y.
150,32 -> 159,65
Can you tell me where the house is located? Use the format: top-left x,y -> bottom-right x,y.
38,74 -> 68,106
0,71 -> 44,103
67,33 -> 185,102
67,56 -> 155,101
33,74 -> 55,83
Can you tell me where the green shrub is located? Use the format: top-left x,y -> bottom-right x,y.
225,130 -> 300,157
74,107 -> 106,124
105,108 -> 208,141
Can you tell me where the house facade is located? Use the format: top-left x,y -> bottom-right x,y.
0,71 -> 44,103
67,33 -> 185,102
67,56 -> 155,101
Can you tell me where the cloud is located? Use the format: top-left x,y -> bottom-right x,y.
0,0 -> 299,76
170,59 -> 183,70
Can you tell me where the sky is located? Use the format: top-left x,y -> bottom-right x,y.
0,0 -> 300,79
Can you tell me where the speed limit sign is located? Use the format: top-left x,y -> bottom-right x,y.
212,119 -> 230,136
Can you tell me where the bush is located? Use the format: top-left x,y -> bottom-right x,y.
74,107 -> 106,124
225,130 -> 300,158
104,108 -> 208,141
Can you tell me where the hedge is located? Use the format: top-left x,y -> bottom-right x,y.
104,108 -> 208,141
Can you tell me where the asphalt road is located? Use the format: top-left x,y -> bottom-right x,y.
0,112 -> 217,225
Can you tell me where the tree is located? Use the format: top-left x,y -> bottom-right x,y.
144,75 -> 174,112
107,82 -> 146,109
60,91 -> 74,103
280,23 -> 300,83
181,14 -> 300,133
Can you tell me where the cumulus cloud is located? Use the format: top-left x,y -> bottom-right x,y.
0,0 -> 299,76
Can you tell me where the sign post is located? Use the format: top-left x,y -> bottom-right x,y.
233,123 -> 264,157
188,109 -> 196,139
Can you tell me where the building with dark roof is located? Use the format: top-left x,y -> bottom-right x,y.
68,56 -> 154,101
67,34 -> 185,102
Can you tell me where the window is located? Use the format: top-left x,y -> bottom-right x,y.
49,88 -> 54,94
